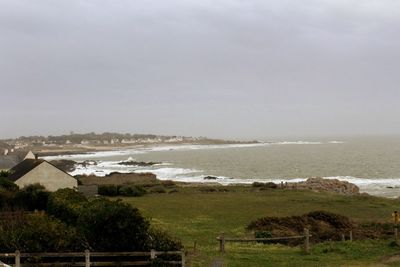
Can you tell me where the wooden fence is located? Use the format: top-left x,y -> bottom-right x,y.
0,250 -> 185,267
216,228 -> 311,254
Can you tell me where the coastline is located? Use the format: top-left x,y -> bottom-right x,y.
40,141 -> 400,198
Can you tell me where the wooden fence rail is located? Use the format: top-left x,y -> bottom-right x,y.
216,228 -> 311,254
0,250 -> 185,267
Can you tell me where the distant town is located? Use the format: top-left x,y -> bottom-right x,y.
0,132 -> 258,156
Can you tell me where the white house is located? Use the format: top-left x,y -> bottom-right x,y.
8,159 -> 78,191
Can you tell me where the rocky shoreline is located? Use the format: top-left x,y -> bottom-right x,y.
49,159 -> 361,196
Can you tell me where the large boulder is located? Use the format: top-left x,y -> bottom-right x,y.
294,177 -> 359,195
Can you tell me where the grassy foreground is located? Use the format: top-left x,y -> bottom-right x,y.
118,187 -> 400,266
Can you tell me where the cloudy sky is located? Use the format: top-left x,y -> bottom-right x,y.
1,0 -> 400,139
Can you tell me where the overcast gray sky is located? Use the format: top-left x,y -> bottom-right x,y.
1,0 -> 400,139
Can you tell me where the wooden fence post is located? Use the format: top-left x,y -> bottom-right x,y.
349,231 -> 353,242
85,249 -> 90,267
219,232 -> 225,254
150,249 -> 156,260
304,228 -> 310,254
181,250 -> 185,267
15,250 -> 20,267
395,228 -> 398,241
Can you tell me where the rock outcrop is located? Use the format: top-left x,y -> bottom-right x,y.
118,160 -> 160,167
289,177 -> 359,195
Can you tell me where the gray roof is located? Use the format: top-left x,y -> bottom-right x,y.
8,159 -> 45,182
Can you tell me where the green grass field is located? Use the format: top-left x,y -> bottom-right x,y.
118,187 -> 400,266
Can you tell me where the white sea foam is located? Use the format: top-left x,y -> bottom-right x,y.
43,140 -> 343,161
272,141 -> 323,145
43,149 -> 145,161
141,143 -> 268,152
134,167 -> 202,179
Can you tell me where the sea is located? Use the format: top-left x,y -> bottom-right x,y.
44,136 -> 400,198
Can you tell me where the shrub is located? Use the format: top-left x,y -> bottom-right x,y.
161,180 -> 176,188
13,184 -> 50,211
98,185 -> 119,196
199,187 -> 217,192
168,189 -> 179,194
264,182 -> 278,189
149,186 -> 166,194
0,189 -> 15,210
255,230 -> 272,244
148,227 -> 182,251
0,177 -> 18,191
218,188 -> 229,192
0,212 -> 87,252
0,170 -> 10,178
119,185 -> 147,197
47,188 -> 87,225
252,182 -> 265,187
148,228 -> 183,265
77,199 -> 150,251
252,182 -> 278,189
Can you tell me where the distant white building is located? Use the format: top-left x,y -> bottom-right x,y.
110,139 -> 120,144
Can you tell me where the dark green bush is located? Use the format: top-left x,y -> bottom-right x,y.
161,180 -> 176,188
252,182 -> 265,187
1,185 -> 182,253
149,186 -> 166,194
168,189 -> 178,194
77,198 -> 150,251
47,188 -> 87,225
252,182 -> 278,189
0,170 -> 10,178
98,185 -> 119,196
0,177 -> 18,191
0,189 -> 15,210
13,184 -> 50,211
255,230 -> 272,244
119,185 -> 147,197
0,212 -> 87,253
199,187 -> 217,192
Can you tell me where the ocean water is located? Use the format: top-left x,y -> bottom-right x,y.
44,136 -> 400,198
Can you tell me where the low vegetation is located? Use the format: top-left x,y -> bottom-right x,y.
98,184 -> 147,197
121,186 -> 400,266
0,182 -> 182,255
97,181 -> 179,197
